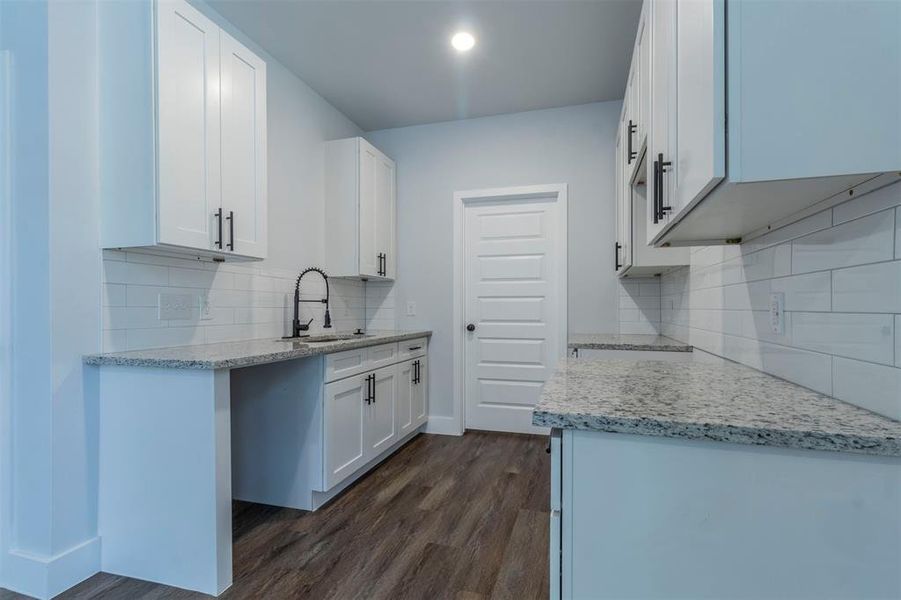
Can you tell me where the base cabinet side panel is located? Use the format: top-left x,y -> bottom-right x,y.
564,430 -> 901,599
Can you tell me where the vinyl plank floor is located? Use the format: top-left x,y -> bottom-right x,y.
2,431 -> 550,600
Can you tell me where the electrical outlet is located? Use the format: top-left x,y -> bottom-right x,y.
769,292 -> 785,335
200,294 -> 213,321
159,293 -> 193,320
406,301 -> 416,316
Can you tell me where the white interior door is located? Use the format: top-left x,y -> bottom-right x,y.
464,197 -> 563,434
220,30 -> 267,258
156,0 -> 221,250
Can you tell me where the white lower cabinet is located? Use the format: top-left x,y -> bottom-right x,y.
233,340 -> 429,512
323,375 -> 368,491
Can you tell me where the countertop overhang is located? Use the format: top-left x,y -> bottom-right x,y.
568,333 -> 692,352
84,330 -> 432,370
533,358 -> 901,457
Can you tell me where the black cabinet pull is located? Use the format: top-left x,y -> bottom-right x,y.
376,252 -> 386,276
615,242 -> 622,271
413,360 -> 419,384
226,210 -> 235,251
627,120 -> 637,164
408,346 -> 422,351
370,374 -> 376,404
214,209 -> 223,249
659,153 -> 673,219
653,157 -> 661,224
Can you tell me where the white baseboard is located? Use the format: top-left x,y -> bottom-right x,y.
425,415 -> 463,436
2,537 -> 100,599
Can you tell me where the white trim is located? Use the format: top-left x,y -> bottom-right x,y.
452,184 -> 568,436
425,415 -> 463,436
0,49 -> 12,592
3,537 -> 101,600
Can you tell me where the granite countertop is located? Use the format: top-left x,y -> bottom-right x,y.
84,330 -> 432,370
568,333 -> 692,352
533,358 -> 901,457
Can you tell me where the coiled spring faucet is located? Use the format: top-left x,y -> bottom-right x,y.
292,267 -> 332,337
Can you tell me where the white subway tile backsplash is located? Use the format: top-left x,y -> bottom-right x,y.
103,260 -> 168,286
832,261 -> 901,313
100,251 -> 391,351
792,312 -> 894,365
653,183 -> 901,416
620,321 -> 660,335
102,283 -> 126,307
832,183 -> 901,225
126,326 -> 205,351
792,210 -> 895,274
103,306 -> 165,330
832,357 -> 901,421
896,316 -> 901,368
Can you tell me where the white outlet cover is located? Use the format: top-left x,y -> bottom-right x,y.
159,293 -> 194,321
406,301 -> 416,316
200,294 -> 213,321
769,292 -> 785,335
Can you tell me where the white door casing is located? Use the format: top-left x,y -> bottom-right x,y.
455,185 -> 567,435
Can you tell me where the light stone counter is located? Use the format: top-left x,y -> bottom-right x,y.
533,358 -> 901,457
568,333 -> 692,352
84,330 -> 431,370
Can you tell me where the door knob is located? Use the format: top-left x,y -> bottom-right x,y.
466,324 -> 476,332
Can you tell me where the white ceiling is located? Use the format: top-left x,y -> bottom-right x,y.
208,0 -> 643,131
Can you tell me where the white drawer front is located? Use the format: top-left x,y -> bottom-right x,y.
397,337 -> 428,361
366,343 -> 398,370
324,347 -> 367,383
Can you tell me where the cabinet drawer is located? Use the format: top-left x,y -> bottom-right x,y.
397,338 -> 427,361
366,343 -> 398,370
324,347 -> 368,383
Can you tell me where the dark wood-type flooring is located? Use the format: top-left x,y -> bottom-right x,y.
3,431 -> 550,600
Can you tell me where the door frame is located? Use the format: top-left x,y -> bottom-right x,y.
451,184 -> 568,435
0,49 -> 12,583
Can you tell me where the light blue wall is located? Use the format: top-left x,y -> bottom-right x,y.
367,101 -> 622,420
0,0 -> 362,596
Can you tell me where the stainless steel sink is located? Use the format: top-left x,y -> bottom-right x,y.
278,333 -> 373,343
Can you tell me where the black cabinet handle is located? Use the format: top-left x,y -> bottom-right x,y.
214,209 -> 223,249
377,253 -> 387,276
659,153 -> 673,219
627,120 -> 637,164
413,360 -> 420,384
226,210 -> 234,251
653,157 -> 661,224
654,153 -> 672,223
615,242 -> 622,271
370,374 -> 376,404
408,346 -> 422,351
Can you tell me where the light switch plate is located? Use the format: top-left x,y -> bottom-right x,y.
406,301 -> 416,316
200,294 -> 213,321
769,292 -> 785,335
159,293 -> 193,321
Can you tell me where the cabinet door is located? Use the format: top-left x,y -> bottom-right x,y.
366,366 -> 397,459
646,0 -> 677,244
220,31 -> 268,259
396,360 -> 415,437
323,375 -> 368,489
375,152 -> 396,279
614,125 -> 625,274
156,0 -> 221,251
358,141 -> 381,277
412,356 -> 428,428
673,0 -> 724,218
634,5 -> 649,154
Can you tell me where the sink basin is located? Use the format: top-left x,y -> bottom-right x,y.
278,333 -> 373,343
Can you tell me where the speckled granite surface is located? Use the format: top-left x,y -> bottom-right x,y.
84,330 -> 431,370
568,333 -> 692,352
533,358 -> 901,457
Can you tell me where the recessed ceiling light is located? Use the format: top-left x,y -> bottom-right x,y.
451,31 -> 476,52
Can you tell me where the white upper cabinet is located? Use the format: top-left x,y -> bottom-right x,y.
625,4 -> 650,184
642,0 -> 901,246
325,137 -> 397,280
220,31 -> 268,258
99,0 -> 268,260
